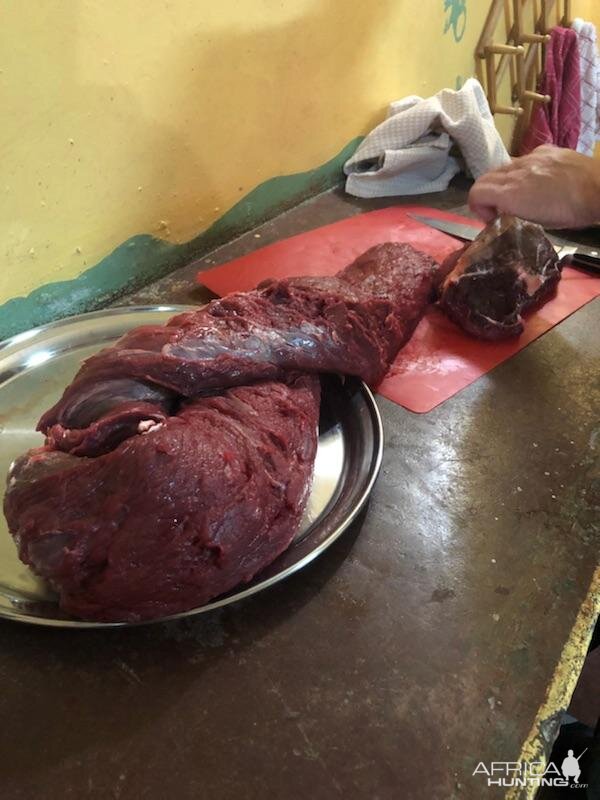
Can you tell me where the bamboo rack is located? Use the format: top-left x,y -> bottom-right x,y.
476,0 -> 573,153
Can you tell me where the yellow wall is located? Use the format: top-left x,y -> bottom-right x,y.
0,0 -> 598,309
579,0 -> 600,28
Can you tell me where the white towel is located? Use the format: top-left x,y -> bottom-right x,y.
343,78 -> 509,198
571,17 -> 600,156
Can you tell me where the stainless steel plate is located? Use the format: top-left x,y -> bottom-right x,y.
0,306 -> 383,628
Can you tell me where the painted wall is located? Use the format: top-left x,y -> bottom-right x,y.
0,1 -> 598,336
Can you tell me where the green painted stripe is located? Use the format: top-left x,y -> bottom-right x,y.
0,137 -> 362,341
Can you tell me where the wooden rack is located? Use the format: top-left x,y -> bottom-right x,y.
476,0 -> 573,153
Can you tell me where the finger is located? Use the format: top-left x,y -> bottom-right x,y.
531,143 -> 561,156
491,157 -> 521,173
468,201 -> 497,222
476,158 -> 521,181
470,172 -> 512,198
469,174 -> 512,202
468,180 -> 512,219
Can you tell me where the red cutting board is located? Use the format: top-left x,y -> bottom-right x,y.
197,205 -> 600,413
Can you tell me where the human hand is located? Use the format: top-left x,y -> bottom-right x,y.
468,145 -> 600,229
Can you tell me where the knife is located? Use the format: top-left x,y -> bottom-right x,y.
409,213 -> 600,275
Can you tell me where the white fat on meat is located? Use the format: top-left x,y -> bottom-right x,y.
137,419 -> 164,435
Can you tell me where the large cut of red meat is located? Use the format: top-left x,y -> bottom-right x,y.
4,243 -> 439,622
7,378 -> 320,621
438,215 -> 561,339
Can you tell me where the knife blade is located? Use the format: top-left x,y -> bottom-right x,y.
409,213 -> 600,275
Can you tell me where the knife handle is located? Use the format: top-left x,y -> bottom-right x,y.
573,242 -> 600,260
562,249 -> 600,275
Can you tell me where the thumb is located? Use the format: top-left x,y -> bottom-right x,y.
468,198 -> 497,222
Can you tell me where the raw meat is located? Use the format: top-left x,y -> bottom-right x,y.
4,243 -> 439,622
438,215 -> 562,339
38,243 -> 437,457
7,377 -> 320,622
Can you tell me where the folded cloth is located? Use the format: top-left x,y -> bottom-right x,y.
572,17 -> 600,156
520,27 -> 581,155
343,78 -> 509,198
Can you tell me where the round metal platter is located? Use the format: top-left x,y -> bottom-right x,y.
0,306 -> 383,628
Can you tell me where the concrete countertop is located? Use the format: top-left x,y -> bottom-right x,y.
1,183 -> 598,800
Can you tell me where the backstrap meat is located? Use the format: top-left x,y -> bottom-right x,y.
4,242 -> 439,621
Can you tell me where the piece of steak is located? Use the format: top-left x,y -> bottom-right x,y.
4,242 -> 439,622
438,215 -> 562,339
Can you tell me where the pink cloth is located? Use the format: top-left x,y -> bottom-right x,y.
520,27 -> 581,155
